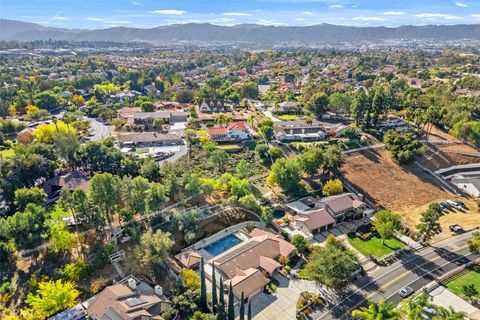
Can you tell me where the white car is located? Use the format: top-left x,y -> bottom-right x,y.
398,286 -> 414,298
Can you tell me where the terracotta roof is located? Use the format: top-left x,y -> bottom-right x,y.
207,127 -> 228,135
175,251 -> 202,268
208,229 -> 294,279
259,256 -> 281,274
224,268 -> 269,298
226,122 -> 247,130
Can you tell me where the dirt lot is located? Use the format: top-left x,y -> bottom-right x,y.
418,125 -> 480,171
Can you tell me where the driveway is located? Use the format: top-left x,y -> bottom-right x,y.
85,117 -> 113,141
250,274 -> 318,320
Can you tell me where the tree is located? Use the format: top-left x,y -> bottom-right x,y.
322,145 -> 344,176
434,306 -> 466,320
266,158 -> 302,192
247,301 -> 252,320
351,89 -> 368,126
291,234 -> 309,256
328,92 -> 351,115
200,257 -> 208,312
305,235 -> 359,291
306,92 -> 328,119
53,131 -> 79,169
140,101 -> 155,112
212,262 -> 218,313
191,311 -> 217,320
257,118 -> 274,140
34,121 -> 76,143
372,210 -> 401,245
383,131 -> 422,164
49,222 -> 76,252
462,284 -> 478,302
239,292 -> 245,320
351,300 -> 400,320
468,232 -> 480,254
139,158 -> 161,181
323,179 -> 343,196
210,149 -> 230,173
180,269 -> 200,290
416,203 -> 442,242
236,159 -> 252,179
89,173 -> 118,226
299,147 -> 324,177
399,292 -> 431,320
240,81 -> 259,99
227,283 -> 235,320
146,183 -> 167,213
25,279 -> 79,319
71,95 -> 85,107
34,91 -> 60,111
14,187 -> 46,211
0,204 -> 46,249
136,230 -> 174,279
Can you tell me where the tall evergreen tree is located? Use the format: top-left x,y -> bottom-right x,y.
247,301 -> 252,320
227,283 -> 235,320
212,262 -> 218,313
200,257 -> 208,312
239,292 -> 245,320
217,276 -> 226,320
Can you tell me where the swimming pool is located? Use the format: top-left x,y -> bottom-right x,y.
204,234 -> 243,256
273,209 -> 286,220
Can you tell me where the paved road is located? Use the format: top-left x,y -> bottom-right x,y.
315,231 -> 478,319
85,117 -> 113,141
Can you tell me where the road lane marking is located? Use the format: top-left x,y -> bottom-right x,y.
366,244 -> 469,300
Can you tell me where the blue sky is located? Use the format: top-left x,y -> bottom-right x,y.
1,0 -> 479,28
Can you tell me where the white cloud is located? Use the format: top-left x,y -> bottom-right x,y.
86,17 -> 104,21
455,2 -> 468,7
353,16 -> 387,21
472,14 -> 480,18
52,16 -> 70,20
383,11 -> 406,15
222,12 -> 251,16
301,11 -> 314,15
328,4 -> 344,9
131,1 -> 142,6
209,17 -> 235,24
85,17 -> 132,24
151,10 -> 187,15
415,13 -> 462,20
296,18 -> 306,21
256,19 -> 287,26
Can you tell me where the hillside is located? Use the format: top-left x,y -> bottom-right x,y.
1,19 -> 480,43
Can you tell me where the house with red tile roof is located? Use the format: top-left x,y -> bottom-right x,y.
207,122 -> 252,142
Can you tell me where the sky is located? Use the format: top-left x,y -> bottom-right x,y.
1,0 -> 479,29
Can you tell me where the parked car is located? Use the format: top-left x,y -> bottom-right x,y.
446,200 -> 463,210
421,306 -> 437,319
439,202 -> 450,212
453,200 -> 466,209
398,286 -> 414,298
449,224 -> 464,233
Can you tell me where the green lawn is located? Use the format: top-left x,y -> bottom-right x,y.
0,149 -> 14,158
278,114 -> 302,121
443,265 -> 480,299
347,233 -> 404,257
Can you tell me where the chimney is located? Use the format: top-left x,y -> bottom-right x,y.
154,285 -> 163,297
127,278 -> 137,290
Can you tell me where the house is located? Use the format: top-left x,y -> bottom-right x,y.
86,275 -> 171,320
132,111 -> 189,125
117,132 -> 183,148
274,121 -> 326,142
208,228 -> 295,299
285,193 -> 366,235
273,101 -> 303,115
378,116 -> 411,132
199,99 -> 228,113
43,171 -> 90,195
207,122 -> 252,142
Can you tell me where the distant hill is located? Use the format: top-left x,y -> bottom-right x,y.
1,19 -> 479,44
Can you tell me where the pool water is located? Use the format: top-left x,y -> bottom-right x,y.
273,209 -> 286,220
204,234 -> 243,256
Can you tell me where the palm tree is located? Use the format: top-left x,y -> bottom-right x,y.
247,114 -> 256,129
400,293 -> 431,320
215,114 -> 227,125
433,306 -> 466,320
351,300 -> 400,320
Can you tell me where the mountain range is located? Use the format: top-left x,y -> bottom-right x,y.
1,19 -> 480,44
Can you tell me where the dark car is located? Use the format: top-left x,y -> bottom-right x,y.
449,224 -> 464,233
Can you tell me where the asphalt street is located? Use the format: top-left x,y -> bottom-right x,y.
315,231 -> 479,319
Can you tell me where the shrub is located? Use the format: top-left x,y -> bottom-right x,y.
90,278 -> 109,294
63,259 -> 91,281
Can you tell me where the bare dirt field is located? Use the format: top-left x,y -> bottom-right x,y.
342,146 -> 480,235
418,125 -> 480,172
